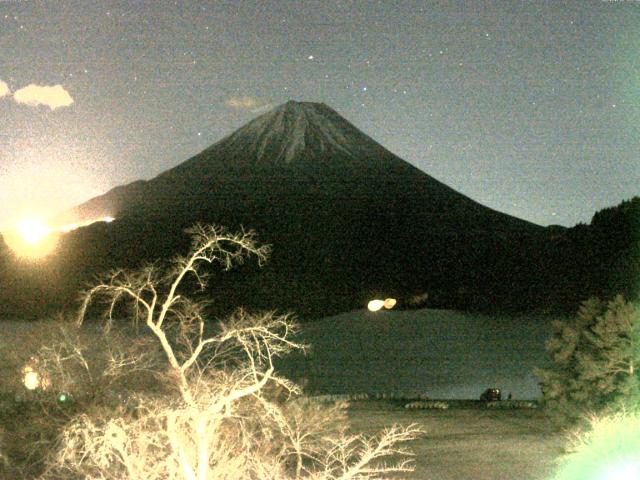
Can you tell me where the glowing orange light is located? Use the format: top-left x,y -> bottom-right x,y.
21,360 -> 51,390
368,298 -> 397,312
17,217 -> 51,244
4,214 -> 115,259
383,298 -> 397,309
4,216 -> 58,259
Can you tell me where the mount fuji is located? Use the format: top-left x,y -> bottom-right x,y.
3,101 -> 548,318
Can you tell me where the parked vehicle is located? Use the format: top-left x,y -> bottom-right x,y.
480,388 -> 501,401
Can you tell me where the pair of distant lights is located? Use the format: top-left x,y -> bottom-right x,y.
22,363 -> 70,403
367,298 -> 397,312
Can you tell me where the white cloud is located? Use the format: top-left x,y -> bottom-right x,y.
225,95 -> 272,113
13,84 -> 74,110
0,80 -> 10,98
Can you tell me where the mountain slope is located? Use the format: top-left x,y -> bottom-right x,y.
58,101 -> 537,233
9,101 -> 548,318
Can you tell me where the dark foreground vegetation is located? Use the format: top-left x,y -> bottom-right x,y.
1,204 -> 638,478
0,225 -> 422,479
0,196 -> 638,320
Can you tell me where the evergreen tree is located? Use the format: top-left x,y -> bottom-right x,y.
536,295 -> 640,424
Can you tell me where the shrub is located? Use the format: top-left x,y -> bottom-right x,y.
0,319 -> 164,477
536,295 -> 640,425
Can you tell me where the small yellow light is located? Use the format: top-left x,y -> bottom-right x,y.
367,299 -> 385,312
383,298 -> 397,309
23,368 -> 40,390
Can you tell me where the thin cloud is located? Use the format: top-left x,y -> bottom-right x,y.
225,95 -> 272,113
13,84 -> 74,110
0,80 -> 10,98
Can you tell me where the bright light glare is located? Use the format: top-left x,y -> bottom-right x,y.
368,299 -> 385,312
23,368 -> 40,390
368,298 -> 397,312
553,410 -> 640,480
4,214 -> 115,258
58,215 -> 115,232
601,462 -> 640,480
384,298 -> 397,309
4,216 -> 58,259
17,217 -> 51,244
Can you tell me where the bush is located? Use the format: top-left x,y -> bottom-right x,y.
0,320 -> 164,478
536,295 -> 640,425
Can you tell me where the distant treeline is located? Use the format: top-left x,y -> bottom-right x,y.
412,196 -> 639,314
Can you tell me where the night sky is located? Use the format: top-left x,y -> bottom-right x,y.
0,0 -> 638,230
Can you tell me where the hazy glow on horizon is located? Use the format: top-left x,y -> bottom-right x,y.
58,216 -> 115,232
4,215 -> 115,259
0,138 -> 113,232
17,217 -> 51,245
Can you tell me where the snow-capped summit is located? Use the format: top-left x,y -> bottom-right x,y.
222,101 -> 358,164
166,100 -> 402,177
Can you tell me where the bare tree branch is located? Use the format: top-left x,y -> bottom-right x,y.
43,224 -> 421,480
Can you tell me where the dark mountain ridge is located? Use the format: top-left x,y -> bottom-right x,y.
58,101 -> 538,234
4,101 -> 628,320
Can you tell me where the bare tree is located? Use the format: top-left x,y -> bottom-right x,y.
41,224 -> 421,480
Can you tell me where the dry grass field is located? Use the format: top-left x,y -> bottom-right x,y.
346,400 -> 566,480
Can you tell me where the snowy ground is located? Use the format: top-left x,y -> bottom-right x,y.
276,308 -> 555,400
